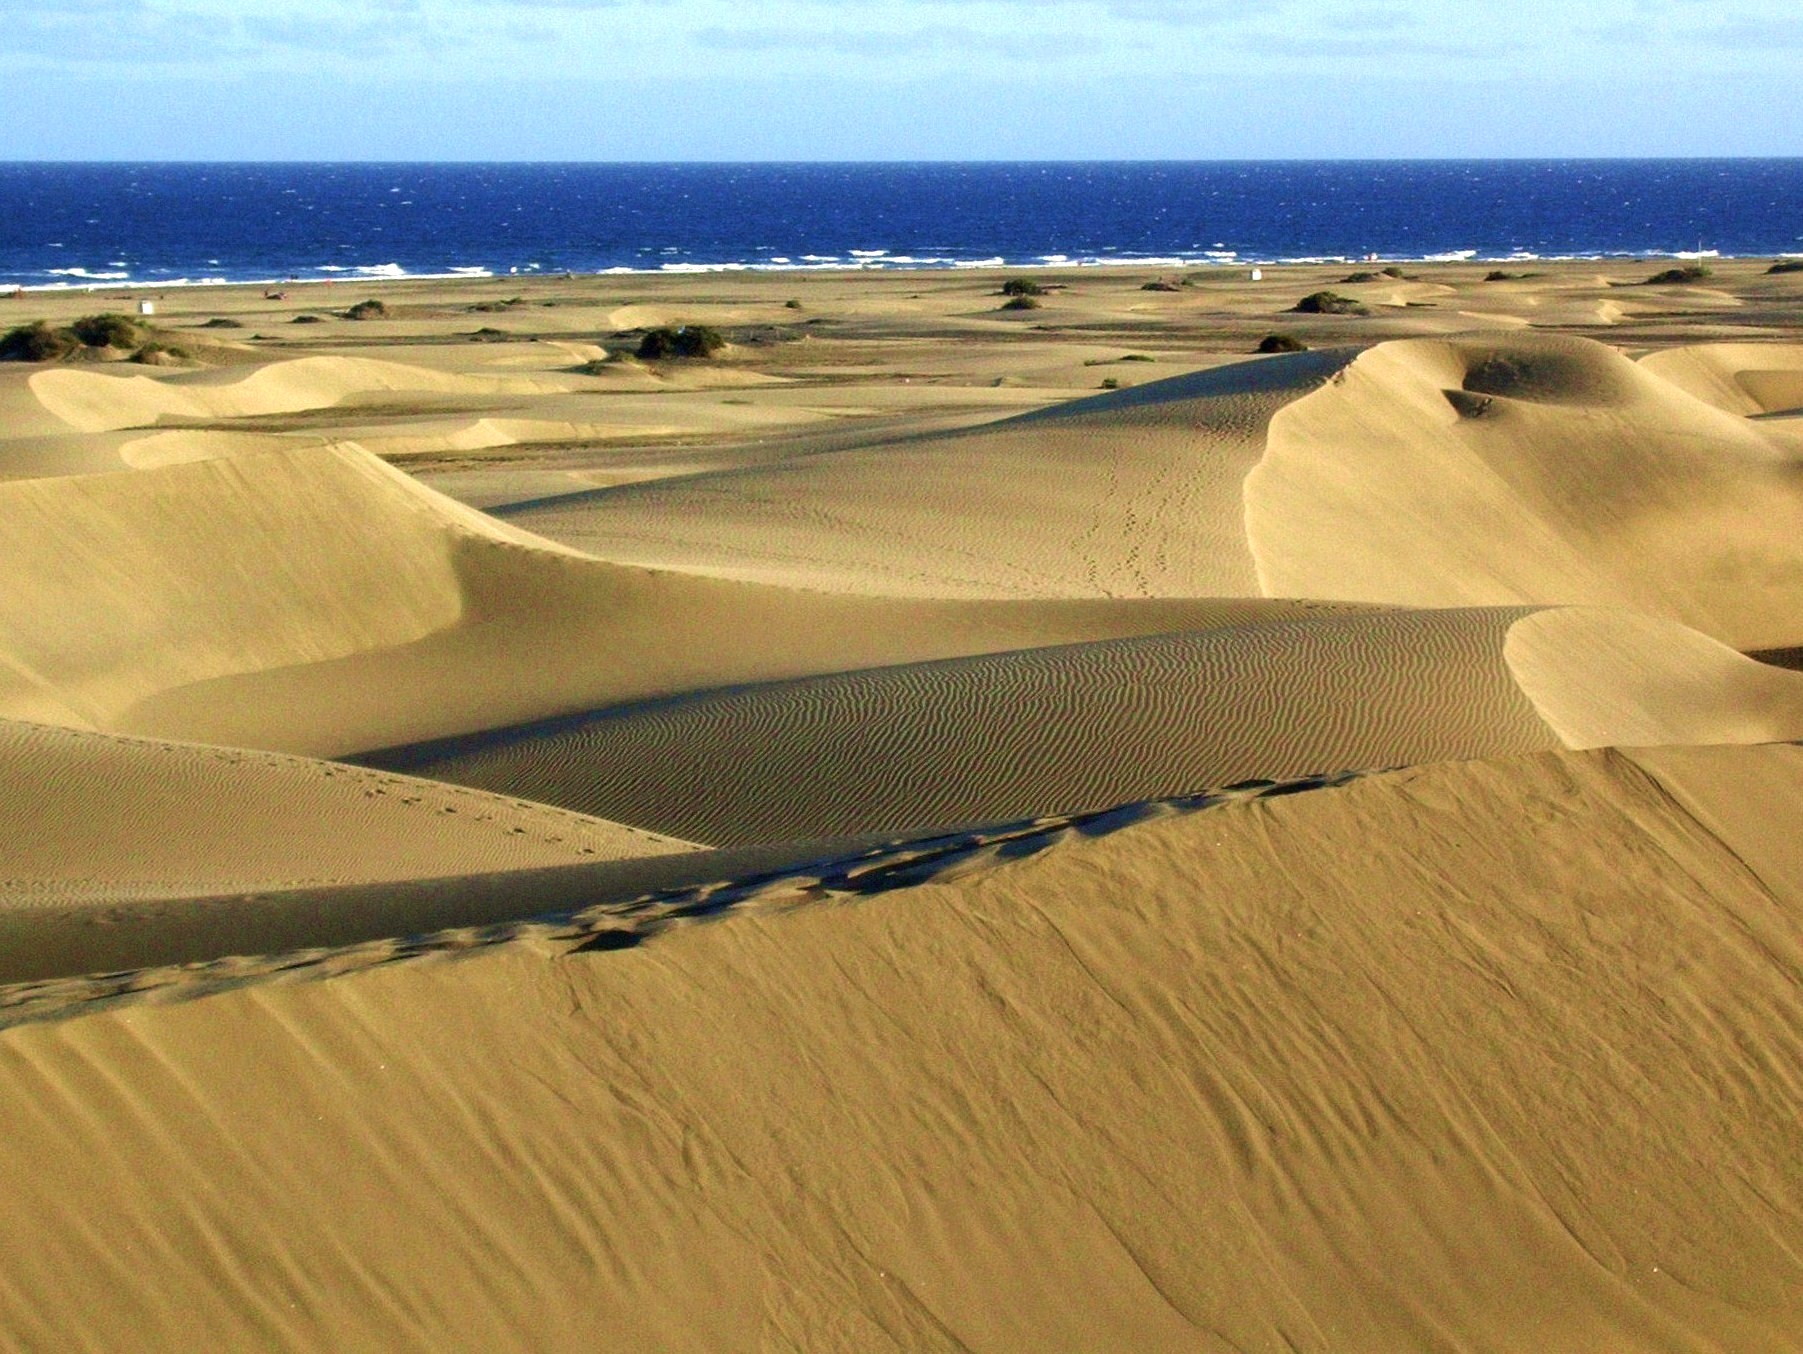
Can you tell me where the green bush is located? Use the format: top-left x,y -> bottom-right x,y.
1099,377 -> 1120,389
1644,264 -> 1712,285
784,298 -> 804,309
636,325 -> 726,360
69,313 -> 141,348
1140,279 -> 1182,292
999,278 -> 1046,297
999,296 -> 1042,311
292,314 -> 326,324
1768,260 -> 1803,275
1256,333 -> 1308,353
1,314 -> 153,361
1291,291 -> 1368,315
200,317 -> 245,329
0,321 -> 77,362
344,298 -> 388,320
1340,271 -> 1383,284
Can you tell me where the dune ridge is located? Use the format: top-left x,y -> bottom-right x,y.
4,267 -> 1803,1352
0,439 -> 1360,755
367,603 -> 1803,846
1,745 -> 1800,1350
1248,335 -> 1803,648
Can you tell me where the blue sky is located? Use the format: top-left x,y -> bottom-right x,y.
2,0 -> 1798,158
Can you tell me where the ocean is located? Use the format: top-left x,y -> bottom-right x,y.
1,160 -> 1799,291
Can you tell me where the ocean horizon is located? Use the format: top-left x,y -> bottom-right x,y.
2,159 -> 1799,292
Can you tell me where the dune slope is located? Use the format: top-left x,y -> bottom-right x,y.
0,441 -> 1351,756
2,745 -> 1800,1351
367,604 -> 1803,846
500,348 -> 1358,596
1249,335 -> 1803,648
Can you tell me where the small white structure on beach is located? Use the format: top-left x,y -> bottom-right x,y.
1250,268 -> 1263,282
138,301 -> 155,317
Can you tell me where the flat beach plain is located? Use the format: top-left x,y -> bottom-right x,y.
3,258 -> 1803,1350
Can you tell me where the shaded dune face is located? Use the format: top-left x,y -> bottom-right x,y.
366,604 -> 1803,847
1248,334 -> 1803,649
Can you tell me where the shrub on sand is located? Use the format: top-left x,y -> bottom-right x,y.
1291,291 -> 1369,316
344,299 -> 389,320
130,342 -> 192,366
1140,279 -> 1182,292
1257,333 -> 1308,354
999,296 -> 1042,312
1768,260 -> 1803,275
636,325 -> 726,360
999,278 -> 1046,298
1644,265 -> 1712,286
0,321 -> 78,362
2,314 -> 148,362
69,313 -> 142,348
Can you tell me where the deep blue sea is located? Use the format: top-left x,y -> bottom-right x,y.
1,161 -> 1799,291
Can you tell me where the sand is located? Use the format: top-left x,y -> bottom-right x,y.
2,258 -> 1802,1350
2,747 -> 1802,1350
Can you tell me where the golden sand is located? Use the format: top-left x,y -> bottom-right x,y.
1,258 -> 1801,1349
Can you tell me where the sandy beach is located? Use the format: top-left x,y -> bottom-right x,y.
3,256 -> 1803,1350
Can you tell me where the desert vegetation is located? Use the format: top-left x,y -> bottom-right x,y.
1257,333 -> 1308,353
1291,291 -> 1369,316
1645,264 -> 1713,285
0,314 -> 149,362
636,325 -> 726,360
344,299 -> 389,320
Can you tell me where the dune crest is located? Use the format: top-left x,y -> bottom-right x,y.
1,745 -> 1799,1350
1248,334 -> 1803,648
0,440 -> 1347,755
369,603 -> 1803,847
26,354 -> 568,434
1637,341 -> 1803,417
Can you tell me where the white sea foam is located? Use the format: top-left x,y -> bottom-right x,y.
46,268 -> 130,281
1423,250 -> 1479,262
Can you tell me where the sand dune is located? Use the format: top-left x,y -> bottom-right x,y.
1638,341 -> 1803,416
0,439 -> 1348,755
0,717 -> 707,982
1250,334 -> 1803,648
502,347 -> 1359,596
368,604 -> 1803,846
501,335 -> 1803,650
2,744 -> 1800,1350
4,264 -> 1803,1351
27,354 -> 569,434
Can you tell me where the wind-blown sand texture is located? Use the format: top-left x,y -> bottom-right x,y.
2,258 -> 1803,1350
